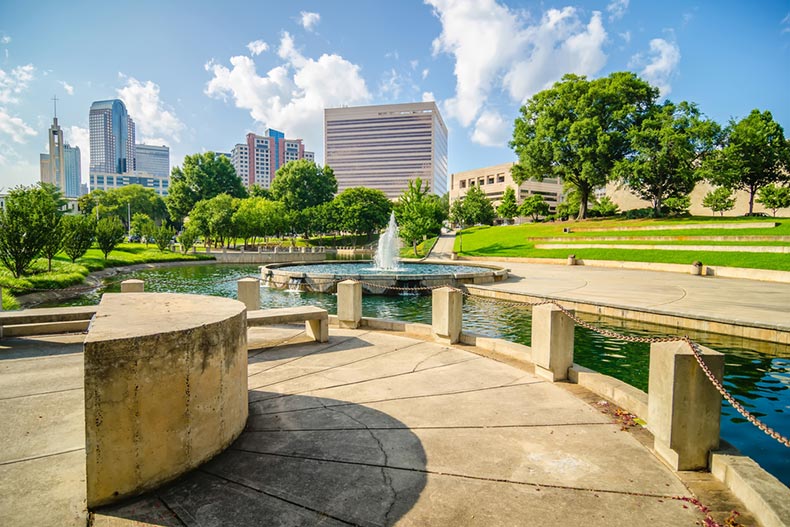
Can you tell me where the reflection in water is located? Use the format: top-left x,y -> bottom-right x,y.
50,264 -> 790,486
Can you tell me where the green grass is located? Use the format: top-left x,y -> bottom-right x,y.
400,237 -> 438,259
455,218 -> 790,271
0,243 -> 212,301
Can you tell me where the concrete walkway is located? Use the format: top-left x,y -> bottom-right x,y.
82,326 -> 753,526
428,232 -> 457,259
471,261 -> 790,334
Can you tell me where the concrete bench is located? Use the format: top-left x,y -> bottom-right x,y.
247,306 -> 329,342
0,306 -> 97,338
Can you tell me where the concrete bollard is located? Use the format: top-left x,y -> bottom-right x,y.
432,287 -> 462,343
531,304 -> 574,381
648,341 -> 724,471
237,278 -> 260,312
337,280 -> 362,328
120,279 -> 144,293
567,254 -> 576,266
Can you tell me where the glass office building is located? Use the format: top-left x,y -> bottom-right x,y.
89,99 -> 135,175
135,144 -> 170,179
324,102 -> 448,199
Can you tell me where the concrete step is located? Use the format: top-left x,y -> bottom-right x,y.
0,306 -> 97,326
2,319 -> 91,337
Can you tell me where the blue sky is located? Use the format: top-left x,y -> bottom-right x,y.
1,0 -> 789,191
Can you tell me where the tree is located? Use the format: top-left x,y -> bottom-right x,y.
614,101 -> 720,216
334,187 -> 392,240
167,152 -> 247,222
95,217 -> 125,259
189,194 -> 237,247
270,160 -> 337,211
461,185 -> 496,226
84,185 -> 167,228
756,184 -> 790,217
395,178 -> 447,254
704,109 -> 790,214
0,184 -> 63,278
496,186 -> 518,224
518,194 -> 550,222
130,212 -> 156,244
62,215 -> 95,262
702,187 -> 736,216
40,213 -> 66,272
591,196 -> 619,217
511,72 -> 658,219
662,196 -> 691,216
153,225 -> 176,252
250,184 -> 273,199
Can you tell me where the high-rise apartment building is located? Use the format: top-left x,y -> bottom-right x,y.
230,129 -> 313,188
135,144 -> 170,178
40,113 -> 81,197
324,102 -> 448,199
89,99 -> 135,175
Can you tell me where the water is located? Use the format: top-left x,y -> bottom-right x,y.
276,262 -> 487,276
373,212 -> 401,270
46,264 -> 790,486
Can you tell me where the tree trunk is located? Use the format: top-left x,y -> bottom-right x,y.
748,184 -> 756,214
577,187 -> 590,220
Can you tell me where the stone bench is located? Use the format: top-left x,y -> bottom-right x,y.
0,306 -> 97,338
247,306 -> 329,342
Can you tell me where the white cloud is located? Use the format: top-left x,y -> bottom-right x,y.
427,0 -> 607,131
205,32 -> 370,159
0,107 -> 37,143
59,80 -> 74,95
410,59 -> 419,70
300,11 -> 320,31
117,76 -> 185,144
66,126 -> 89,184
0,64 -> 35,104
633,38 -> 680,97
422,91 -> 435,102
471,109 -> 510,147
247,40 -> 268,56
1,36 -> 10,44
379,68 -> 405,99
782,13 -> 790,33
606,0 -> 629,22
422,68 -> 430,80
619,30 -> 631,44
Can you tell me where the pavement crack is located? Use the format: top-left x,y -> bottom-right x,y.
247,333 -> 367,379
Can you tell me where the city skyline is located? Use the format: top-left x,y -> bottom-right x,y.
1,1 -> 789,192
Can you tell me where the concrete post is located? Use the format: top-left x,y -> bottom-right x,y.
237,278 -> 260,312
432,287 -> 462,343
337,280 -> 362,328
531,304 -> 574,382
648,341 -> 724,471
120,279 -> 144,293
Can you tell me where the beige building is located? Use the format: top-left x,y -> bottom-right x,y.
606,181 -> 790,217
324,102 -> 448,199
450,162 -> 563,219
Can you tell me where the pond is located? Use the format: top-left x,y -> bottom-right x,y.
50,263 -> 790,486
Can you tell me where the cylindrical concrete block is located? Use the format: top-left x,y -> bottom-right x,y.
120,279 -> 144,293
337,280 -> 362,328
432,287 -> 462,343
567,255 -> 576,266
237,278 -> 260,312
531,304 -> 574,382
648,341 -> 724,471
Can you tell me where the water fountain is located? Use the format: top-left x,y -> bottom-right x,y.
262,213 -> 508,294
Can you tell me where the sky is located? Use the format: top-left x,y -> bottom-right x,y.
1,0 -> 789,192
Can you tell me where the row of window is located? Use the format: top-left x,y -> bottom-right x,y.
458,174 -> 507,188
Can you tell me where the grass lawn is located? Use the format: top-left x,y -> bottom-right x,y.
400,237 -> 438,259
0,243 -> 212,308
456,217 -> 790,271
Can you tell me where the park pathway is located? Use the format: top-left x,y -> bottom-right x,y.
428,231 -> 456,259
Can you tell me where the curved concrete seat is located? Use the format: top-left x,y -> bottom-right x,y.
84,293 -> 248,507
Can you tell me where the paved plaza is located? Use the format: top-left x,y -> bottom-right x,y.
1,325 -> 757,526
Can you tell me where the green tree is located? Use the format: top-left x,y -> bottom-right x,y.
167,152 -> 247,223
662,195 -> 691,216
189,194 -> 237,247
496,186 -> 518,224
250,184 -> 273,199
62,215 -> 95,262
702,187 -> 736,216
334,187 -> 392,240
153,225 -> 176,252
756,184 -> 790,217
232,197 -> 286,246
614,101 -> 720,216
461,185 -> 496,226
130,212 -> 156,244
270,160 -> 337,211
518,194 -> 550,222
95,217 -> 125,259
395,178 -> 447,254
178,225 -> 200,253
704,109 -> 790,214
591,196 -> 619,217
511,72 -> 658,219
85,185 -> 167,228
38,183 -> 69,271
0,184 -> 63,277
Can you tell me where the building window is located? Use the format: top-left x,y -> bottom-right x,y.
460,180 -> 466,189
497,174 -> 505,183
487,176 -> 495,184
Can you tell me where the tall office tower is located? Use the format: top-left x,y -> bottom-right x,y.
89,99 -> 135,175
135,144 -> 170,178
230,129 -> 309,188
40,109 -> 82,198
324,101 -> 448,199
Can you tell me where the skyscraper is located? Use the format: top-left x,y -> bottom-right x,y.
89,99 -> 135,175
40,105 -> 82,197
135,144 -> 170,178
230,129 -> 313,188
324,101 -> 448,199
